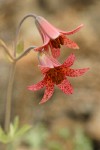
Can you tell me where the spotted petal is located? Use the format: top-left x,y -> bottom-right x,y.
62,53 -> 76,67
57,79 -> 73,94
65,68 -> 89,77
61,35 -> 79,49
38,65 -> 50,74
59,24 -> 84,35
49,43 -> 60,58
51,48 -> 60,58
28,80 -> 45,91
39,77 -> 54,104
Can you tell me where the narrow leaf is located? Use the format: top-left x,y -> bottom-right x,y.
0,127 -> 9,143
15,125 -> 31,137
16,40 -> 24,54
13,116 -> 19,132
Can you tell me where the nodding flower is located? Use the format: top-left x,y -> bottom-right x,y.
34,16 -> 83,58
28,52 -> 89,104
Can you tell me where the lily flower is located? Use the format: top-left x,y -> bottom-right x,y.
28,52 -> 89,104
34,16 -> 83,58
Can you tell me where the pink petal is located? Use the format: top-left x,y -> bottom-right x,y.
39,77 -> 54,104
38,65 -> 50,74
34,22 -> 50,51
36,16 -> 60,39
62,35 -> 79,49
36,21 -> 50,45
34,37 -> 49,52
62,53 -> 76,67
59,24 -> 84,35
65,68 -> 89,77
49,56 -> 61,66
50,47 -> 61,58
38,52 -> 60,68
57,79 -> 73,94
35,21 -> 45,42
38,52 -> 54,68
28,80 -> 45,91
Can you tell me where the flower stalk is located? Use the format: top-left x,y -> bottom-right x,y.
14,13 -> 37,57
15,46 -> 35,61
4,62 -> 16,133
4,46 -> 35,133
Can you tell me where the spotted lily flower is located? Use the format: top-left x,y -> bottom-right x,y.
34,16 -> 83,58
28,53 -> 89,104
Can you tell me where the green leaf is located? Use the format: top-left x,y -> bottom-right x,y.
8,117 -> 19,140
15,125 -> 31,137
0,120 -> 31,144
13,116 -> 19,132
9,123 -> 15,137
16,40 -> 24,54
0,127 -> 9,143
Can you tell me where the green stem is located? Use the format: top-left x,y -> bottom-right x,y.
4,62 -> 16,133
15,46 -> 36,61
14,13 -> 37,57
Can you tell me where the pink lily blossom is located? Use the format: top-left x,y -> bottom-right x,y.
34,16 -> 83,58
28,53 -> 89,104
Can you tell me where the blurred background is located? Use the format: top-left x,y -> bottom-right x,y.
0,0 -> 100,149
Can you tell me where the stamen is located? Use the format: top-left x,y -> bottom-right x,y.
56,38 -> 61,48
59,36 -> 64,45
51,40 -> 60,48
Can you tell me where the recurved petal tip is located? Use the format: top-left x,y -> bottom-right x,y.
84,68 -> 90,72
74,44 -> 79,49
39,100 -> 46,104
27,86 -> 33,91
79,24 -> 84,28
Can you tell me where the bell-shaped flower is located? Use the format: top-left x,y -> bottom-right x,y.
34,16 -> 83,58
28,52 -> 89,104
